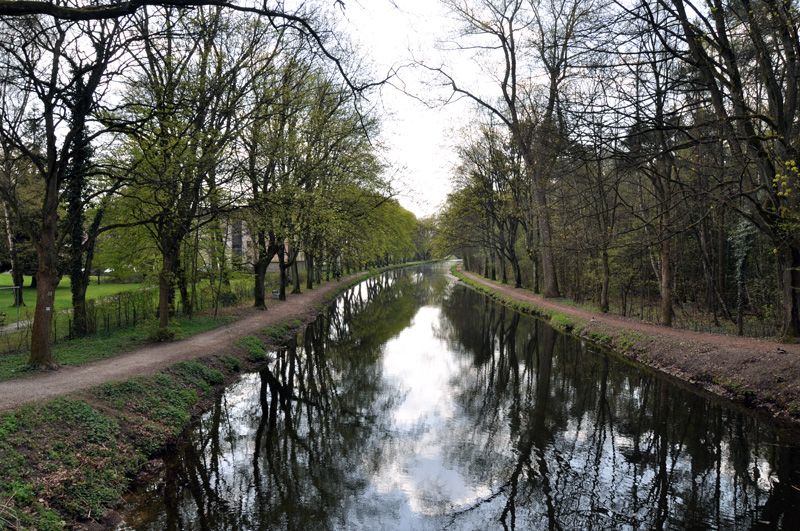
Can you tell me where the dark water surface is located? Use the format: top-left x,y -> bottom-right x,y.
120,264 -> 800,530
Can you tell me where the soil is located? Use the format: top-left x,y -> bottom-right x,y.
0,277 -> 351,413
457,266 -> 800,427
2,265 -> 800,427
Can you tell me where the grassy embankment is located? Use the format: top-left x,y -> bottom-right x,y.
0,263 -> 426,530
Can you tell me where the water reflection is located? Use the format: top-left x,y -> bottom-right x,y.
121,264 -> 800,530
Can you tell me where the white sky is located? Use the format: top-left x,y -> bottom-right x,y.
338,0 -> 474,218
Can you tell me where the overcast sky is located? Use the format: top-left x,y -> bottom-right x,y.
338,0 -> 473,218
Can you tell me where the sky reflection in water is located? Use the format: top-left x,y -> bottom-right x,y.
120,264 -> 800,530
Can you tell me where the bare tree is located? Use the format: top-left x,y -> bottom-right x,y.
431,0 -> 606,297
0,13 -> 126,366
641,0 -> 800,338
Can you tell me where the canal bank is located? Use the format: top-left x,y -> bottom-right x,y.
454,264 -> 800,427
0,264 -> 425,531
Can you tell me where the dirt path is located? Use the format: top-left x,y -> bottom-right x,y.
0,276 -> 354,413
458,266 -> 800,424
4,266 -> 799,423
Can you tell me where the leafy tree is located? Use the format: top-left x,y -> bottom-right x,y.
116,6 -> 267,332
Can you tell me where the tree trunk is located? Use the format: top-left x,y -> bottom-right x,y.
278,249 -> 287,301
291,258 -> 301,294
532,178 -> 560,297
600,248 -> 610,313
779,245 -> 800,341
29,267 -> 59,367
253,232 -> 269,308
254,257 -> 268,309
28,172 -> 61,367
306,250 -> 314,290
660,238 -> 673,327
2,200 -> 24,307
70,250 -> 93,337
70,223 -> 101,337
512,257 -> 522,289
176,257 -> 190,317
158,246 -> 180,330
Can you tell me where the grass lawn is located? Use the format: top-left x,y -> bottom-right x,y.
0,314 -> 236,382
0,274 -> 144,325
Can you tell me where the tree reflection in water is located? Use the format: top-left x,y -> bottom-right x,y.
437,284 -> 800,530
121,265 -> 800,530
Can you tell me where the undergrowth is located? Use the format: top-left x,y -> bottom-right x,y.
260,319 -> 303,341
0,357 -> 232,530
236,336 -> 271,362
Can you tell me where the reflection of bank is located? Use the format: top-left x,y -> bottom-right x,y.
438,282 -> 800,530
121,269 -> 411,529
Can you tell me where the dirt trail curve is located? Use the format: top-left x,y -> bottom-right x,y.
458,265 -> 800,423
0,276 -> 354,413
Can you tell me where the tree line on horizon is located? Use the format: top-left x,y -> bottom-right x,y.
0,2 -> 433,367
432,0 -> 800,341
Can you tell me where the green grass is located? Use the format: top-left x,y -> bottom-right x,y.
0,315 -> 235,383
235,336 -> 271,362
0,274 -> 144,325
0,398 -> 140,529
260,318 -> 303,340
0,357 -> 233,530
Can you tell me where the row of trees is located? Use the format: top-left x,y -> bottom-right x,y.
0,2 -> 430,367
433,0 -> 800,340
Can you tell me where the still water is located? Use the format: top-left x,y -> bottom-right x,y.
121,264 -> 800,530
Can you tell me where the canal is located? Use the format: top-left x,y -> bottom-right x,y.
120,263 -> 800,530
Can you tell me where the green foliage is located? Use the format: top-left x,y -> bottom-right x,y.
260,319 -> 303,341
588,330 -> 612,344
146,319 -> 184,342
216,354 -> 241,372
615,330 -> 644,351
168,361 -> 224,392
0,353 -> 235,527
236,336 -> 271,362
0,399 -> 139,528
550,313 -> 577,331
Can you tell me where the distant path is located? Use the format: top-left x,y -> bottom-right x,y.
0,318 -> 29,334
0,276 -> 356,412
457,265 -> 800,424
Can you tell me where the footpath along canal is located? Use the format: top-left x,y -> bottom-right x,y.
119,263 -> 800,530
